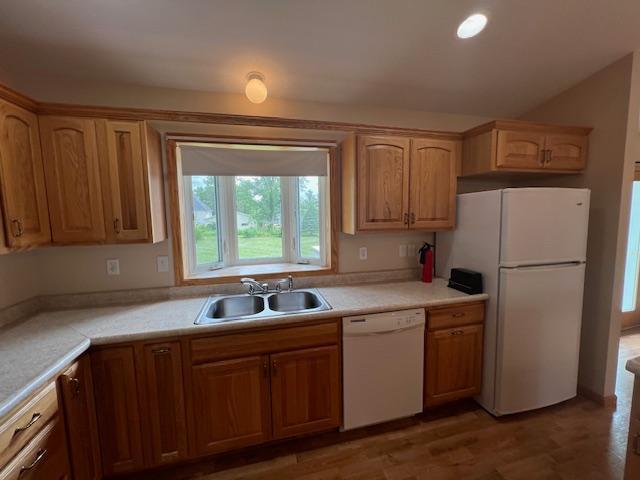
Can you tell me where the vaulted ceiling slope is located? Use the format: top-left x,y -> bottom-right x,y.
1,0 -> 639,117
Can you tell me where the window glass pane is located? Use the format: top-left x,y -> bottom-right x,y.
235,176 -> 283,259
191,176 -> 220,265
623,181 -> 640,311
298,176 -> 321,259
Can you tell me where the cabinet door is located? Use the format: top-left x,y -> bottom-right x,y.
270,346 -> 340,440
39,116 -> 106,243
409,139 -> 458,230
545,134 -> 587,171
495,130 -> 546,170
100,120 -> 149,242
0,99 -> 50,247
139,342 -> 188,466
425,324 -> 483,407
357,136 -> 410,230
626,417 -> 640,479
190,356 -> 271,455
91,347 -> 144,475
59,357 -> 102,480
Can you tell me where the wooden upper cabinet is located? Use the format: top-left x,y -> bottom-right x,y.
496,131 -> 546,170
409,139 -> 458,230
0,99 -> 50,248
270,346 -> 340,440
461,120 -> 591,177
545,134 -> 588,171
39,116 -> 106,243
97,120 -> 166,243
356,136 -> 410,230
59,357 -> 102,480
138,341 -> 188,467
189,356 -> 271,456
91,347 -> 145,476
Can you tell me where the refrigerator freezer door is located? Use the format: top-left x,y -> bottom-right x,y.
495,263 -> 585,415
500,188 -> 590,267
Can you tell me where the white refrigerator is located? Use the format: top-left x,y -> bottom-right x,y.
437,188 -> 590,416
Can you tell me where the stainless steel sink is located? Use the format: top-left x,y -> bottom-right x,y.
195,288 -> 331,325
268,291 -> 323,312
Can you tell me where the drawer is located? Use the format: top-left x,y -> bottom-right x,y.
428,302 -> 485,331
0,418 -> 69,480
0,382 -> 58,468
191,321 -> 339,364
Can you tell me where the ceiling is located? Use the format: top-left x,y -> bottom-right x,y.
1,0 -> 640,117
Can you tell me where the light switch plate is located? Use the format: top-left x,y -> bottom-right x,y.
106,259 -> 120,276
359,246 -> 368,260
157,255 -> 170,273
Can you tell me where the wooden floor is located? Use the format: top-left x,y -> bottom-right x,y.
136,332 -> 640,480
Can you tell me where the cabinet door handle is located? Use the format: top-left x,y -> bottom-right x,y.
450,329 -> 464,336
13,413 -> 42,436
410,212 -> 416,225
11,219 -> 23,237
634,433 -> 640,455
272,360 -> 278,375
151,347 -> 170,355
113,218 -> 121,234
539,149 -> 546,166
403,213 -> 409,225
18,449 -> 47,477
69,377 -> 81,397
263,361 -> 269,378
545,149 -> 552,165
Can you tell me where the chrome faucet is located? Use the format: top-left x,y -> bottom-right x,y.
240,275 -> 294,295
240,277 -> 269,295
275,275 -> 294,293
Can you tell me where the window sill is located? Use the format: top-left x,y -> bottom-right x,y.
181,263 -> 334,285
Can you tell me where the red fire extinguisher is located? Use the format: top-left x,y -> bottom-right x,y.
418,243 -> 433,283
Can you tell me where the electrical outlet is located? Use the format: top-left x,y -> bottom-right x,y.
359,246 -> 368,260
106,259 -> 120,276
157,255 -> 170,273
399,244 -> 407,257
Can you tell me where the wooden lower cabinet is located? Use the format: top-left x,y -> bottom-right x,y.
59,357 -> 101,480
271,346 -> 340,440
91,347 -> 145,476
138,341 -> 188,466
424,323 -> 484,407
190,356 -> 271,456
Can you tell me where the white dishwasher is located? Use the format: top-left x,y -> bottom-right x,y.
342,308 -> 425,431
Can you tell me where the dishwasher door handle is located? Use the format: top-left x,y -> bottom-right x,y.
343,323 -> 425,337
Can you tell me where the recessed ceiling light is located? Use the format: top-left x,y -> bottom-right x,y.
245,72 -> 268,104
457,13 -> 488,39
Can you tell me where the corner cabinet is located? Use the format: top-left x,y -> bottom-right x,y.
461,120 -> 590,176
342,134 -> 459,233
0,99 -> 51,249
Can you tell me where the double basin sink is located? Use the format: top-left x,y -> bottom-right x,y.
195,288 -> 332,325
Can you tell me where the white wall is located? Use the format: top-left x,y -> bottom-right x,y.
0,80 -> 488,303
519,53 -> 636,398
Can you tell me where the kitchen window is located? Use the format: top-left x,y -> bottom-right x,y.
175,142 -> 332,279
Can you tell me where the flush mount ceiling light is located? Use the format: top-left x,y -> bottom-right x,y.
457,13 -> 488,39
245,72 -> 268,104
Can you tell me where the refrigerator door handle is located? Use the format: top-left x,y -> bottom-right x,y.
500,261 -> 584,271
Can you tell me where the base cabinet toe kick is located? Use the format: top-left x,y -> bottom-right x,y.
0,300 -> 485,478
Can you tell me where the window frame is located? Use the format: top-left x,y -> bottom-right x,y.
171,139 -> 337,285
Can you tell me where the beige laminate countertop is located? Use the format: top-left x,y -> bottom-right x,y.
0,279 -> 487,419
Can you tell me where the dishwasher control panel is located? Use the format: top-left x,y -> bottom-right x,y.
343,308 -> 425,335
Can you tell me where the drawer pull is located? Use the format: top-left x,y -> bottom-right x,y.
13,413 -> 42,436
19,449 -> 47,477
451,330 -> 464,336
152,347 -> 171,355
452,313 -> 465,318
